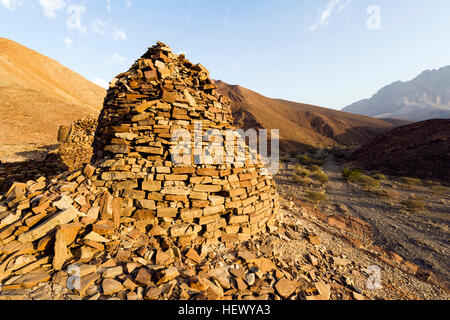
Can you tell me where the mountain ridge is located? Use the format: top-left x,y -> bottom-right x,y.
1,37 -> 397,153
0,38 -> 105,145
216,80 -> 396,151
343,66 -> 450,121
349,119 -> 450,181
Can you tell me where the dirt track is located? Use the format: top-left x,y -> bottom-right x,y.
321,158 -> 450,282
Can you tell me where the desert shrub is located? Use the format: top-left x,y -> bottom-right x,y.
297,155 -> 311,165
356,175 -> 381,190
341,168 -> 349,178
292,175 -> 313,186
372,173 -> 386,180
307,165 -> 322,172
424,180 -> 441,186
331,147 -> 347,159
401,177 -> 422,186
312,159 -> 325,166
342,168 -> 362,182
295,167 -> 310,178
290,150 -> 298,158
312,172 -> 329,184
401,196 -> 425,212
374,188 -> 400,199
308,148 -> 319,156
431,185 -> 449,195
306,191 -> 328,202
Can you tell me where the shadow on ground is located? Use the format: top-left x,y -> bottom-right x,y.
0,145 -> 69,193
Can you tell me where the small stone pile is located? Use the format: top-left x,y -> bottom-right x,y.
0,117 -> 98,193
58,116 -> 98,146
56,116 -> 98,171
0,42 -> 281,300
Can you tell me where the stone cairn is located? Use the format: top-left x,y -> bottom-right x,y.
0,42 -> 281,300
56,116 -> 98,171
0,117 -> 98,193
92,41 -> 279,244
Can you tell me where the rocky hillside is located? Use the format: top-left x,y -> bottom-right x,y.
349,119 -> 450,181
0,38 -> 105,145
343,66 -> 450,121
216,81 -> 396,152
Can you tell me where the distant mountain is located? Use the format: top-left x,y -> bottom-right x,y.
216,81 -> 396,151
0,38 -> 105,146
343,66 -> 450,121
378,118 -> 413,127
349,119 -> 450,181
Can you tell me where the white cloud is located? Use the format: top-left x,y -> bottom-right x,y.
63,37 -> 72,46
125,1 -> 132,7
93,78 -> 109,89
231,61 -> 242,73
67,4 -> 87,35
39,0 -> 65,18
112,29 -> 126,40
337,0 -> 351,12
106,53 -> 126,65
0,0 -> 22,10
106,0 -> 111,12
90,19 -> 108,35
223,6 -> 231,23
307,0 -> 351,31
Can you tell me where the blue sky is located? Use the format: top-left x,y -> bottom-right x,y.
1,0 -> 449,109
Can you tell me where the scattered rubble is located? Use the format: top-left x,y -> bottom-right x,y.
0,42 -> 447,301
0,42 -> 282,300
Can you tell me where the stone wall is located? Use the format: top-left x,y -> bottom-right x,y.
90,42 -> 280,244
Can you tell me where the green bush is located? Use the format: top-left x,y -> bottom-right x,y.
401,177 -> 422,186
313,159 -> 325,166
372,173 -> 386,180
312,172 -> 329,184
306,191 -> 328,202
401,196 -> 425,212
331,147 -> 347,159
431,185 -> 449,195
297,155 -> 311,165
307,165 -> 322,172
290,150 -> 298,158
292,175 -> 313,186
374,188 -> 400,199
295,167 -> 310,178
424,180 -> 441,186
356,175 -> 381,190
309,148 -> 319,156
342,168 -> 362,182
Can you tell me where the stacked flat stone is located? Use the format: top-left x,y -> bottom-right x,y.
91,41 -> 279,244
55,117 -> 98,171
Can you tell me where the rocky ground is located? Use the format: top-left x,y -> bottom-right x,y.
275,149 -> 450,299
0,143 -> 448,300
321,157 -> 449,281
1,194 -> 447,300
